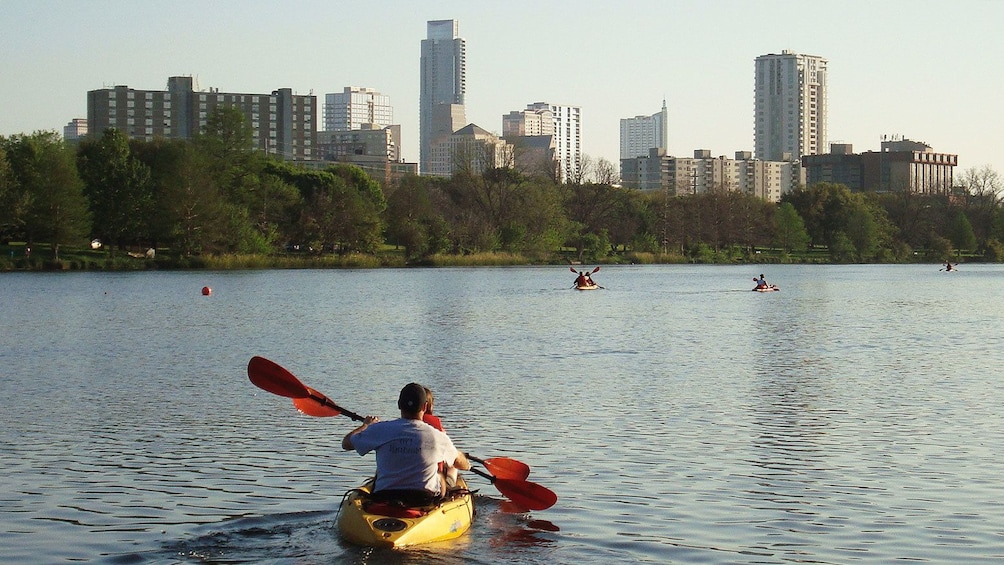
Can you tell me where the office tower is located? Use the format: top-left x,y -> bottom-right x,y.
324,87 -> 393,132
802,138 -> 957,193
620,99 -> 668,159
754,51 -> 827,162
87,76 -> 316,160
420,19 -> 466,174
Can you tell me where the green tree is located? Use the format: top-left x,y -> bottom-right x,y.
957,165 -> 1002,244
773,202 -> 810,252
0,141 -> 31,243
385,175 -> 448,260
947,210 -> 977,254
131,138 -> 225,256
194,106 -> 269,253
3,131 -> 91,260
271,163 -> 385,254
784,182 -> 857,247
844,202 -> 880,261
76,129 -> 153,252
927,234 -> 954,261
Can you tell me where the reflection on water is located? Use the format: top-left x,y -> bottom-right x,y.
3,265 -> 1004,563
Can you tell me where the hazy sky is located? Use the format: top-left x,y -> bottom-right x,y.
3,0 -> 1003,177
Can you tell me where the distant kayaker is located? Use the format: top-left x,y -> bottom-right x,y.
342,383 -> 470,506
945,262 -> 954,271
574,271 -> 588,287
755,274 -> 769,289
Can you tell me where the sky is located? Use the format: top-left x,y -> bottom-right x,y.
3,0 -> 1004,178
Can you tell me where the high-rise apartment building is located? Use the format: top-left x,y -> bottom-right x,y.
87,76 -> 316,161
620,99 -> 668,160
420,19 -> 466,174
754,51 -> 827,162
324,87 -> 392,132
511,102 -> 580,183
502,106 -> 557,179
503,106 -> 555,138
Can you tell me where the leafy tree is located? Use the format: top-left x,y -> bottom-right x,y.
196,105 -> 256,191
984,238 -> 1004,262
774,202 -> 810,252
273,163 -> 385,254
76,129 -> 153,252
0,140 -> 31,243
131,138 -> 225,256
844,202 -> 881,261
828,231 -> 855,262
952,166 -> 1001,247
926,234 -> 954,261
947,211 -> 977,254
783,183 -> 857,247
3,131 -> 91,260
385,175 -> 448,260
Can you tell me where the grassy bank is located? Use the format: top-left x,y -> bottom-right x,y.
0,242 -> 965,272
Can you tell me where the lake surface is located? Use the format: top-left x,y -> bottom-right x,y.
3,264 -> 1004,563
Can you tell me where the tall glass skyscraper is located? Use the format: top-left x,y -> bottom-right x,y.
754,51 -> 827,162
420,19 -> 466,174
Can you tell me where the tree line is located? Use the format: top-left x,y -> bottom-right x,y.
2,106 -> 1002,264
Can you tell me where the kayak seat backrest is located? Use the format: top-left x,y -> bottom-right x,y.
363,501 -> 427,518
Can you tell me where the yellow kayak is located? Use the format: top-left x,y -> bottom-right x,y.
337,477 -> 475,548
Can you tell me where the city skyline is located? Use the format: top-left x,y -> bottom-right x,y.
2,0 -> 1003,180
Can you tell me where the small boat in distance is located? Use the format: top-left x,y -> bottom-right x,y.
571,266 -> 601,290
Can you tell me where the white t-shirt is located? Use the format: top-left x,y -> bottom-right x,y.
351,418 -> 459,493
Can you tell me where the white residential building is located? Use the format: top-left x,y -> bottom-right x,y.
323,87 -> 392,132
620,99 -> 668,160
513,102 -> 581,182
754,51 -> 827,162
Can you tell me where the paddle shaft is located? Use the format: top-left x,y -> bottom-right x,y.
310,392 -> 364,421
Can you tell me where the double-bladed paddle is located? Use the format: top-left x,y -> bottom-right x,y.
465,466 -> 557,511
247,356 -> 555,509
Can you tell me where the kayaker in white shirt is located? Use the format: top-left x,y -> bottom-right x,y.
342,383 -> 470,506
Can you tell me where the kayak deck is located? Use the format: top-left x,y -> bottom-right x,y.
337,477 -> 475,548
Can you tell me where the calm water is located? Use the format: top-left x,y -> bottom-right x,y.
3,264 -> 1004,563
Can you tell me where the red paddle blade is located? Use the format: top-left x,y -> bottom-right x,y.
484,457 -> 531,481
591,266 -> 600,273
293,386 -> 342,417
493,478 -> 557,511
248,356 -> 309,398
569,266 -> 577,273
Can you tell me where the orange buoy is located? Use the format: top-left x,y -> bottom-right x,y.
201,286 -> 212,296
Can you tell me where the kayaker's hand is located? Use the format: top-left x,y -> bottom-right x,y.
363,415 -> 379,425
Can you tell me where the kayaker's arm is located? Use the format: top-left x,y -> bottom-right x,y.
342,416 -> 379,450
454,451 -> 471,471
